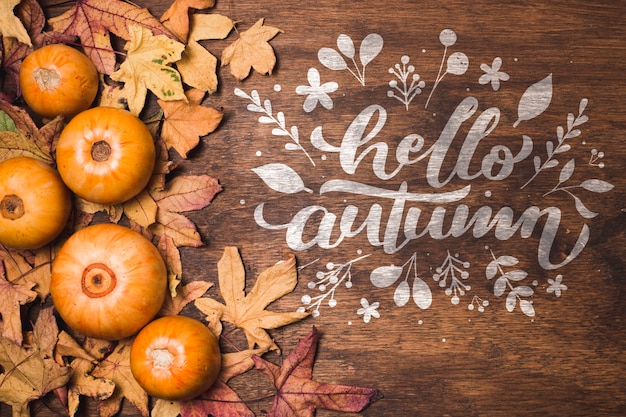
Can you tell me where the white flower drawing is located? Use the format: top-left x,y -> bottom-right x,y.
547,274 -> 568,297
296,67 -> 338,112
479,57 -> 509,91
357,298 -> 380,323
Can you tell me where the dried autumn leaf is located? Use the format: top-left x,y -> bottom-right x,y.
0,308 -> 72,417
158,88 -> 224,158
151,349 -> 262,417
66,337 -> 115,417
91,339 -> 149,417
156,234 -> 184,296
195,247 -> 309,352
0,0 -> 32,47
159,279 -> 213,316
111,24 -> 186,116
122,189 -> 158,229
160,0 -> 216,41
253,327 -> 382,417
0,260 -> 37,346
177,13 -> 234,93
48,0 -> 173,75
221,18 -> 283,81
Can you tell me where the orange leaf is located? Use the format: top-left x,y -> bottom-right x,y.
158,89 -> 223,158
159,279 -> 213,315
49,0 -> 173,75
221,18 -> 283,81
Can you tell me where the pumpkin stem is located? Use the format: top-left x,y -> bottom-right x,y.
82,263 -> 116,298
150,348 -> 175,369
0,195 -> 25,220
33,67 -> 61,91
91,140 -> 111,162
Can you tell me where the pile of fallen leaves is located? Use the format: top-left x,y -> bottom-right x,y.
0,0 -> 381,416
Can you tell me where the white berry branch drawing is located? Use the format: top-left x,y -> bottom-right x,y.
387,55 -> 426,111
234,88 -> 316,166
370,252 -> 432,309
432,250 -> 471,305
297,254 -> 371,317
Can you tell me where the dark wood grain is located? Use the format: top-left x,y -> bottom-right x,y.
3,0 -> 625,416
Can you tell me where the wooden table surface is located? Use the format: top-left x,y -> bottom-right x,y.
4,0 -> 626,416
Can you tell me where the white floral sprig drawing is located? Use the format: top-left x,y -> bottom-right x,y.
542,159 -> 614,219
357,298 -> 380,323
296,67 -> 338,112
234,88 -> 316,166
318,33 -> 383,86
297,254 -> 371,317
547,274 -> 568,297
588,148 -> 606,168
479,57 -> 509,91
425,29 -> 469,109
387,55 -> 426,111
370,252 -> 432,309
432,250 -> 471,305
486,249 -> 535,317
521,97 -> 589,189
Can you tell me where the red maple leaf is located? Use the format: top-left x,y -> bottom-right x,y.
253,327 -> 382,417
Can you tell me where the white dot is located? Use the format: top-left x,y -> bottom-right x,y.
274,84 -> 281,92
433,113 -> 437,117
348,321 -> 352,325
418,320 -> 423,325
321,155 -> 327,160
357,249 -> 362,255
422,48 -> 427,53
442,338 -> 446,342
514,57 -> 519,62
485,190 -> 492,197
239,199 -> 245,205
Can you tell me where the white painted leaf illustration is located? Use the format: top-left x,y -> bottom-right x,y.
574,195 -> 598,219
559,158 -> 575,184
504,269 -> 528,281
412,277 -> 432,310
513,73 -> 553,128
494,276 -> 508,297
337,34 -> 355,58
394,280 -> 410,307
580,179 -> 614,193
318,47 -> 348,70
370,265 -> 402,288
285,143 -> 300,150
486,260 -> 499,279
359,34 -> 383,66
252,163 -> 312,194
496,255 -> 519,266
520,299 -> 536,317
505,291 -> 517,312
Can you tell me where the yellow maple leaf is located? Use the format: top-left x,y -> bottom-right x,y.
221,18 -> 283,81
177,13 -> 234,93
195,247 -> 309,352
0,0 -> 32,47
158,88 -> 224,158
111,23 -> 186,115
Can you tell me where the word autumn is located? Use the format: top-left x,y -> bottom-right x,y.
254,97 -> 589,270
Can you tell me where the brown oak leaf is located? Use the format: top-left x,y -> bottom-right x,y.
160,0 -> 216,42
91,339 -> 149,417
221,18 -> 283,81
0,308 -> 72,417
48,0 -> 173,75
195,247 -> 309,352
253,327 -> 382,417
0,0 -> 32,47
158,88 -> 224,158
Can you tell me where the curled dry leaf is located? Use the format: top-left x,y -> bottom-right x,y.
0,0 -> 32,48
160,0 -> 216,41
